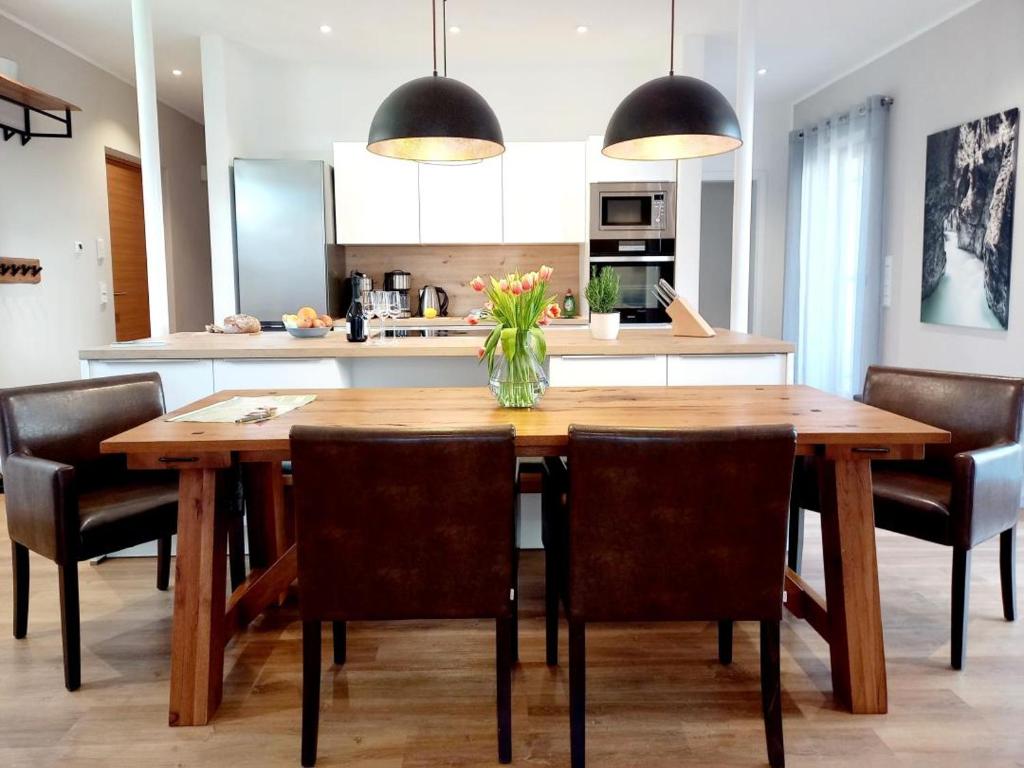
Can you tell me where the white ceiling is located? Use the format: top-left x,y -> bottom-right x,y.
0,0 -> 980,124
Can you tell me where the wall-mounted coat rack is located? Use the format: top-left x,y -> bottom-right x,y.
0,72 -> 80,145
0,258 -> 43,284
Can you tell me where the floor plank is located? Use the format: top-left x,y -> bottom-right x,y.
1,497 -> 1022,766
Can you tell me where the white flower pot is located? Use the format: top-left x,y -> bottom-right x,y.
0,58 -> 18,81
589,312 -> 620,340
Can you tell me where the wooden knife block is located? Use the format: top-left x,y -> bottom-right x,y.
666,296 -> 715,337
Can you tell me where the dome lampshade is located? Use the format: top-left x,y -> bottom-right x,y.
603,74 -> 742,161
368,74 -> 504,162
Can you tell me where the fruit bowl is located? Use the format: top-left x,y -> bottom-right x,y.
286,326 -> 331,339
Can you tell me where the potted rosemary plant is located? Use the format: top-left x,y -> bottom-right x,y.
585,266 -> 621,340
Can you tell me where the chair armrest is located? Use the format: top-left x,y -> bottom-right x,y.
3,452 -> 77,564
953,442 -> 1024,549
852,393 -> 864,403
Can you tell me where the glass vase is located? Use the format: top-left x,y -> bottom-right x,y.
488,332 -> 548,408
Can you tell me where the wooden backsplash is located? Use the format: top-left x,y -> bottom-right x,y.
342,244 -> 582,316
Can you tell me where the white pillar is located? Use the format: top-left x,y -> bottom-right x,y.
730,0 -> 756,332
200,34 -> 237,321
675,35 -> 705,307
130,0 -> 170,336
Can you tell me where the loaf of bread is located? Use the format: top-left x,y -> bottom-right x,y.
206,314 -> 261,334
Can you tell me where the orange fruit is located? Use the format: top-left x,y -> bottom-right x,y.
297,307 -> 318,322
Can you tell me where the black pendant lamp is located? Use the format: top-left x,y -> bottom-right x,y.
368,0 -> 504,162
603,0 -> 742,160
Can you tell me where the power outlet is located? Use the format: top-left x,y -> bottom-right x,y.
73,241 -> 85,256
98,282 -> 109,305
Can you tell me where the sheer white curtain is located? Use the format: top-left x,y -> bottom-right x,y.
783,96 -> 890,397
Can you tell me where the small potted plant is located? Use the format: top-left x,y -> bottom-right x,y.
585,266 -> 621,340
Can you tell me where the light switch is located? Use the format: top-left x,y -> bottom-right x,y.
99,282 -> 109,305
96,237 -> 107,263
882,254 -> 893,307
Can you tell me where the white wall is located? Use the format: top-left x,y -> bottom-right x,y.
0,16 -> 212,388
202,35 -> 791,333
793,0 -> 1024,376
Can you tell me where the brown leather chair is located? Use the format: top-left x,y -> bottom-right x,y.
788,366 -> 1024,669
565,425 -> 797,768
1,374 -> 178,691
290,425 -> 518,767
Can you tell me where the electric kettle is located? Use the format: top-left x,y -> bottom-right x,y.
417,285 -> 449,317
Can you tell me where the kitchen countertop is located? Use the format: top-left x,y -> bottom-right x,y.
80,327 -> 794,360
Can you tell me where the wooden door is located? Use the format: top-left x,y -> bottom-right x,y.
105,155 -> 151,340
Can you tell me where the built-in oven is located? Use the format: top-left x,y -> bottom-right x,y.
588,238 -> 675,324
590,181 -> 676,240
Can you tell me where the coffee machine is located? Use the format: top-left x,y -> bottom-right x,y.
341,271 -> 373,313
384,270 -> 412,318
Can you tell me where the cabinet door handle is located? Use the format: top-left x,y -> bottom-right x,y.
561,355 -> 660,361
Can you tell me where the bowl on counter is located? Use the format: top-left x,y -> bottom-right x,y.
286,326 -> 332,339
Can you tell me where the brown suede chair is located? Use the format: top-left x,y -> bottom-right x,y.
1,373 -> 246,691
290,425 -> 518,767
788,366 -> 1024,669
565,425 -> 797,768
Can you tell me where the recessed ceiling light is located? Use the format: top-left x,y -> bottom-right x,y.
449,25 -> 461,34
576,25 -> 589,34
319,24 -> 332,34
171,69 -> 183,77
757,67 -> 768,76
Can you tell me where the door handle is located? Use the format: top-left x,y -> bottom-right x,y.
113,292 -> 127,296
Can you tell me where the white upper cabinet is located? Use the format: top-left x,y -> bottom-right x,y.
585,135 -> 677,183
502,142 -> 586,243
333,142 -> 420,244
418,156 -> 504,244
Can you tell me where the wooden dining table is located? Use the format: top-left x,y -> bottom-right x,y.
100,384 -> 949,726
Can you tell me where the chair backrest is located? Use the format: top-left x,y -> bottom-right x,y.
862,366 -> 1024,476
567,424 -> 797,623
290,425 -> 517,622
0,373 -> 165,483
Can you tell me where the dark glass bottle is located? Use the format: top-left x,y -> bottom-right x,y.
346,298 -> 367,342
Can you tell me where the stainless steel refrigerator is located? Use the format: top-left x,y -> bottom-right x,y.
233,159 -> 341,326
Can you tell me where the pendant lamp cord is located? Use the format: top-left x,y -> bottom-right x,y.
431,0 -> 438,76
442,0 -> 448,76
668,0 -> 675,75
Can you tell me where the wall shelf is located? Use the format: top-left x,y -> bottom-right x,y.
0,257 -> 43,284
0,73 -> 80,145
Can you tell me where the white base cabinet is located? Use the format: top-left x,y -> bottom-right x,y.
549,355 -> 667,387
82,359 -> 214,412
666,354 -> 790,386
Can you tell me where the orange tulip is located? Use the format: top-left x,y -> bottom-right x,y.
469,276 -> 486,292
510,279 -> 523,296
538,265 -> 553,282
466,314 -> 480,325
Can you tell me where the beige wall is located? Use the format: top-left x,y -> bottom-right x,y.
0,15 -> 211,388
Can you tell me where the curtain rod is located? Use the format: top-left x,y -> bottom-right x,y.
791,95 -> 894,140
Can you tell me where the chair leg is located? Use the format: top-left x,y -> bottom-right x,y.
227,515 -> 247,592
569,621 -> 586,768
156,536 -> 171,591
511,550 -> 520,665
496,616 -> 513,764
332,621 -> 346,665
545,544 -> 559,666
718,620 -> 734,665
760,620 -> 785,768
1001,527 -> 1017,621
58,563 -> 81,691
951,547 -> 972,670
301,620 -> 322,767
787,501 -> 804,575
12,542 -> 29,639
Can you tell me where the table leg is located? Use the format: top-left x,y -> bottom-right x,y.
242,462 -> 286,569
169,468 -> 227,726
817,457 -> 888,714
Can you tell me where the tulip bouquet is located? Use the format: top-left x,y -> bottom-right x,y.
467,265 -> 561,407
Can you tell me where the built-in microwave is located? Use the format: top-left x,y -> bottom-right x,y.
590,181 -> 677,240
588,238 -> 675,324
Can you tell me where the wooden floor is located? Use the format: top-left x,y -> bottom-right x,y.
2,498 -> 1023,767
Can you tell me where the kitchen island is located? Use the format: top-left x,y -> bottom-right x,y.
80,326 -> 794,409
